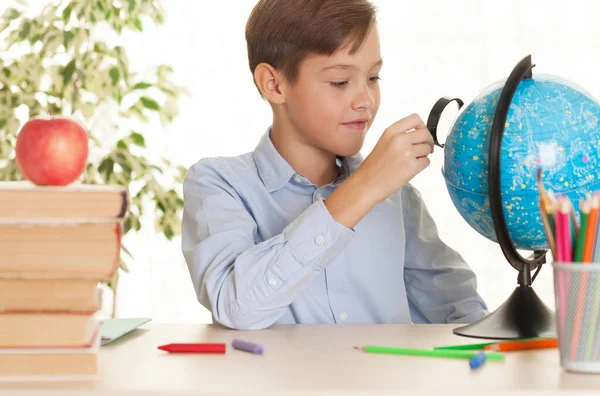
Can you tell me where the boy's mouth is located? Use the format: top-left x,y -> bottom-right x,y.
342,119 -> 369,131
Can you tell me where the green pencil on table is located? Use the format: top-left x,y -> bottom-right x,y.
434,341 -> 496,350
354,345 -> 504,361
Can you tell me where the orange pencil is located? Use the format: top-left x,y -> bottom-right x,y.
583,195 -> 599,262
484,338 -> 558,352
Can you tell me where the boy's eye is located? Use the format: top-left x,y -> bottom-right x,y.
330,76 -> 381,88
330,81 -> 348,88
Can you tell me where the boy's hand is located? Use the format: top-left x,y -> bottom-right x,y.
324,113 -> 434,229
353,113 -> 434,205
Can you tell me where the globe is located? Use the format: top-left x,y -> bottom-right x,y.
442,74 -> 600,251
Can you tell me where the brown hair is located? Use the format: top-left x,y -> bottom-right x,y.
245,0 -> 377,89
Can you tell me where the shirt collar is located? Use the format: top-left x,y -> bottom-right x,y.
253,127 -> 363,193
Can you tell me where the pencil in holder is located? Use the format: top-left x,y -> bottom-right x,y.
553,261 -> 600,373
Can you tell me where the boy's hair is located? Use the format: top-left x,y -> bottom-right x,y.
245,0 -> 377,91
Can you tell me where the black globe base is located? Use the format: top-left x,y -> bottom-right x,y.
453,284 -> 556,340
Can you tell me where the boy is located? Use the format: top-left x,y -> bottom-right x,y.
182,0 -> 488,330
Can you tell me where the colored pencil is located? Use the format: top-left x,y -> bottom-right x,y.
354,346 -> 504,361
547,190 -> 560,254
592,194 -> 600,262
560,199 -> 577,349
537,170 -> 558,258
554,206 -> 568,338
540,198 -> 557,259
435,337 -> 555,351
583,196 -> 599,262
157,343 -> 226,354
574,199 -> 590,262
555,205 -> 565,262
570,200 -> 579,252
484,338 -> 557,352
434,342 -> 496,351
560,199 -> 573,262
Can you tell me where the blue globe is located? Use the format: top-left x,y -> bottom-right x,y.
443,75 -> 600,250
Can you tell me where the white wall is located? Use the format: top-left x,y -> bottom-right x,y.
14,0 -> 600,323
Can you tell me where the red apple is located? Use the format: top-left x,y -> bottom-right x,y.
15,116 -> 89,186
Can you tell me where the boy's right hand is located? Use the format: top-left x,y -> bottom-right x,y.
353,113 -> 434,205
324,113 -> 434,229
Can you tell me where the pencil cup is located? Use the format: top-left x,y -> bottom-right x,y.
553,262 -> 600,373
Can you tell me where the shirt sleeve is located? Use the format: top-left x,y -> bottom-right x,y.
181,159 -> 355,330
401,183 -> 488,324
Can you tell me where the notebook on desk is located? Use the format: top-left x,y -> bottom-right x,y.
100,318 -> 151,346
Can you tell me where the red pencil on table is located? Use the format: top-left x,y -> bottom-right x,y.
157,343 -> 226,354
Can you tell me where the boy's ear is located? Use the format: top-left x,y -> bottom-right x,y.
254,63 -> 287,104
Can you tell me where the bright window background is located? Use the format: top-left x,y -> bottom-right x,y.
15,0 -> 600,323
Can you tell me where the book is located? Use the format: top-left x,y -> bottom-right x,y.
0,313 -> 98,348
100,317 -> 151,345
0,278 -> 101,313
0,181 -> 128,220
0,219 -> 121,280
0,329 -> 99,380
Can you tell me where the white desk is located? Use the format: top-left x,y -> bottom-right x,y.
1,323 -> 600,394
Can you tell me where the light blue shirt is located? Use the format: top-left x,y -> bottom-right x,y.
182,129 -> 488,330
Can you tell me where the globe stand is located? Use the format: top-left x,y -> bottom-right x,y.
452,258 -> 555,339
427,54 -> 556,339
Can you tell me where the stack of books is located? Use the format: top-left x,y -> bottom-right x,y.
0,182 -> 128,380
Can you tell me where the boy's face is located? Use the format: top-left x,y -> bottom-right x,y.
283,24 -> 382,157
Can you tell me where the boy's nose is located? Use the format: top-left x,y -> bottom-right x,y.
352,85 -> 375,111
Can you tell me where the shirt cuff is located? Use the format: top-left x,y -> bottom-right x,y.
283,197 -> 355,270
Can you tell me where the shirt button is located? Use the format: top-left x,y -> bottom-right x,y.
294,175 -> 303,183
268,278 -> 277,286
339,312 -> 348,321
316,193 -> 323,200
315,235 -> 325,246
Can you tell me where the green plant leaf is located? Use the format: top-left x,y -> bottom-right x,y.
18,20 -> 30,40
121,244 -> 134,259
118,258 -> 129,272
98,157 -> 114,181
93,42 -> 108,53
62,60 -> 76,85
2,8 -> 21,23
132,82 -> 152,89
133,18 -> 142,31
130,131 -> 145,147
140,96 -> 159,110
109,66 -> 120,86
63,30 -> 74,47
123,216 -> 132,233
150,164 -> 164,174
62,5 -> 72,24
